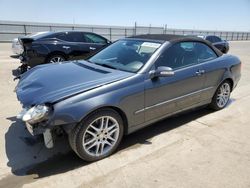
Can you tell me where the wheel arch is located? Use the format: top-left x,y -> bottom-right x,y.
86,106 -> 129,135
63,105 -> 129,135
218,77 -> 234,92
45,51 -> 68,64
224,78 -> 234,91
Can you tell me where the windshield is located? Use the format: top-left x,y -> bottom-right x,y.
88,39 -> 162,72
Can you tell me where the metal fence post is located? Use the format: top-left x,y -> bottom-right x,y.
165,24 -> 167,34
109,27 -> 112,41
24,24 -> 27,35
134,22 -> 137,35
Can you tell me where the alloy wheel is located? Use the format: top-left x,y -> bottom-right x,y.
82,116 -> 120,157
49,56 -> 65,63
216,82 -> 230,108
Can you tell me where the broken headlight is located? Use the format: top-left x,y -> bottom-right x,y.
20,105 -> 50,124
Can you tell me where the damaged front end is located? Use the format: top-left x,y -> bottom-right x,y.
17,104 -> 54,148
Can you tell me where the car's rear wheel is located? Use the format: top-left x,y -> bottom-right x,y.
68,109 -> 124,162
210,80 -> 231,110
46,54 -> 66,64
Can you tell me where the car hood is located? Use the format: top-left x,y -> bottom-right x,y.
16,61 -> 134,106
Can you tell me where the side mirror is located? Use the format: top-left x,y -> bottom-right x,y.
149,66 -> 174,79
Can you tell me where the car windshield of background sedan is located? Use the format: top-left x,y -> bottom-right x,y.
88,40 -> 162,72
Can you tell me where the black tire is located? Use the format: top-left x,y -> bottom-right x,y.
68,108 -> 124,162
210,80 -> 231,110
46,54 -> 66,64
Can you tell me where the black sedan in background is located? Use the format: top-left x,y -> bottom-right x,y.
14,31 -> 111,73
199,35 -> 229,53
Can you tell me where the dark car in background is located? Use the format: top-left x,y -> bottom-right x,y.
199,35 -> 229,53
16,34 -> 241,162
13,31 -> 111,73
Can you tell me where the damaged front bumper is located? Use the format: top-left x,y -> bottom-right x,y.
17,106 -> 54,148
25,122 -> 54,149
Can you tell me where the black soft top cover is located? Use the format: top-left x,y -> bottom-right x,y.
129,34 -> 223,56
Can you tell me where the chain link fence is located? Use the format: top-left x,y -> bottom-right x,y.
0,21 -> 249,42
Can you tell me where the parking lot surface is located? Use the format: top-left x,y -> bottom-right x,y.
0,41 -> 250,188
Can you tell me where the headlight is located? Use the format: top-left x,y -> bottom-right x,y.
22,105 -> 50,124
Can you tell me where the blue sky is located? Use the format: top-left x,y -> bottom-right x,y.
0,0 -> 250,31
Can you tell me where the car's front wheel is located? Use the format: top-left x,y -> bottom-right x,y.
69,109 -> 124,161
210,80 -> 231,110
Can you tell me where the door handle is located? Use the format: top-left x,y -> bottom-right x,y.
89,47 -> 96,50
196,69 -> 205,76
62,46 -> 70,49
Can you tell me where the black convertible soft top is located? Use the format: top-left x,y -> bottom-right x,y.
129,34 -> 192,41
128,34 -> 223,56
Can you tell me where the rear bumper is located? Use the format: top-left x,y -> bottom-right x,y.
233,73 -> 241,90
14,52 -> 46,67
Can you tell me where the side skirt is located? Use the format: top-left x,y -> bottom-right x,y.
127,99 -> 211,134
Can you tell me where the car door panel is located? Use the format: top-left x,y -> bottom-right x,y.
80,42 -> 106,58
200,58 -> 226,100
81,33 -> 108,58
144,64 -> 205,122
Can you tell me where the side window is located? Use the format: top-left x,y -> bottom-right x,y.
84,33 -> 107,44
154,42 -> 218,70
195,42 -> 217,63
213,36 -> 222,42
56,32 -> 85,42
56,33 -> 67,41
154,42 -> 198,70
205,36 -> 214,43
66,32 -> 85,42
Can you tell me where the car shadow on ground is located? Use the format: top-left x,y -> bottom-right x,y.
4,99 -> 235,181
5,106 -> 220,180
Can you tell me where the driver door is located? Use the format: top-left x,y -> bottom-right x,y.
144,42 -> 206,122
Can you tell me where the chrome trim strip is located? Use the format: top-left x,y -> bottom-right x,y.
134,86 -> 214,114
